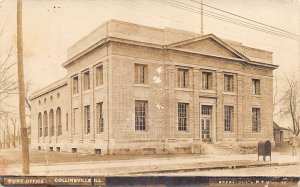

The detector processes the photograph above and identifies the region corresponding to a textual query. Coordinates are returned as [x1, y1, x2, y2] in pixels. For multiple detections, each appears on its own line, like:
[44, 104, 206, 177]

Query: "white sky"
[0, 0, 299, 127]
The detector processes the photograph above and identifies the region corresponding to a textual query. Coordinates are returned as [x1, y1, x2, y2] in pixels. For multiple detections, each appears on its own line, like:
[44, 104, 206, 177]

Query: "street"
[0, 149, 298, 176]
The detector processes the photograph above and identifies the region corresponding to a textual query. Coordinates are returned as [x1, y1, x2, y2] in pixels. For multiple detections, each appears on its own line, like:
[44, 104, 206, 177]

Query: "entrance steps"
[201, 142, 253, 155]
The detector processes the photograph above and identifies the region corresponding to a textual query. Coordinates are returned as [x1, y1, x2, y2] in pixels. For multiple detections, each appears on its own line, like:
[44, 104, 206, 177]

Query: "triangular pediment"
[168, 34, 248, 60]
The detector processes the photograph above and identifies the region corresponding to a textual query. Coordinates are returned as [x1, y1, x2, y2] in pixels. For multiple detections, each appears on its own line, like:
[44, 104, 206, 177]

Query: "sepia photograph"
[0, 0, 299, 186]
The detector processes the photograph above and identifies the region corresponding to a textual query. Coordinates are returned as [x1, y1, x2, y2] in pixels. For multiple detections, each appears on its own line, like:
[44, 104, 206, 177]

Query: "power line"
[188, 0, 299, 37]
[155, 0, 299, 40]
[172, 0, 297, 38]
[160, 0, 298, 40]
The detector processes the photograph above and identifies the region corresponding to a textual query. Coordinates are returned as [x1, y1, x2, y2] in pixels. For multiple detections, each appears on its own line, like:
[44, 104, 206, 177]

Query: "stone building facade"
[30, 20, 278, 155]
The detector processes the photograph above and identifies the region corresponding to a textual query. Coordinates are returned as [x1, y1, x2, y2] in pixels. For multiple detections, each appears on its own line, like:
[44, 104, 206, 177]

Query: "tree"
[281, 74, 300, 137]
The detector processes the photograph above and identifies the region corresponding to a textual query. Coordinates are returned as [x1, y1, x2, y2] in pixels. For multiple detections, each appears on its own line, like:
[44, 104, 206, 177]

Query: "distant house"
[273, 122, 293, 146]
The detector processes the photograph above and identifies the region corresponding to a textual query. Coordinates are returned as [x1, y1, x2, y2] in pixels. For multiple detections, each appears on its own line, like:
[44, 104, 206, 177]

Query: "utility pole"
[201, 0, 204, 34]
[17, 0, 30, 175]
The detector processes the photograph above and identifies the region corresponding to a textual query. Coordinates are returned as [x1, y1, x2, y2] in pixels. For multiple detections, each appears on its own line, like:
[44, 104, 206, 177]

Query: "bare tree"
[281, 74, 300, 137]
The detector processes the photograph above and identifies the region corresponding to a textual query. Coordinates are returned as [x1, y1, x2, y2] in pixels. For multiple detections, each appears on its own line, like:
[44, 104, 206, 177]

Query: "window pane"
[135, 64, 147, 84]
[224, 75, 234, 92]
[96, 66, 103, 86]
[252, 108, 260, 132]
[135, 101, 147, 131]
[178, 103, 188, 131]
[224, 106, 233, 131]
[178, 69, 189, 88]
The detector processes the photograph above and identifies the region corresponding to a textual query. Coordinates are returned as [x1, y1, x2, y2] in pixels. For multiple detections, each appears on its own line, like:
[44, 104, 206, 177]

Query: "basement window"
[94, 149, 101, 156]
[72, 148, 77, 153]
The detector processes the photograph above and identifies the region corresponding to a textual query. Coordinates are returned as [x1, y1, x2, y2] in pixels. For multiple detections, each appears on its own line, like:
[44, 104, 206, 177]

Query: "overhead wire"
[188, 0, 299, 37]
[153, 0, 299, 40]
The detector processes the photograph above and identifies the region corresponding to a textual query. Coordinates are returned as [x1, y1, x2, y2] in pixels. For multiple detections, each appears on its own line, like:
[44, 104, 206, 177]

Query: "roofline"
[167, 33, 250, 61]
[30, 78, 68, 100]
[62, 36, 277, 70]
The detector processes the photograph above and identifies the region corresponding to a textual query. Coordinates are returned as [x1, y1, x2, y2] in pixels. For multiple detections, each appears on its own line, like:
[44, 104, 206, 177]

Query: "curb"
[128, 162, 299, 175]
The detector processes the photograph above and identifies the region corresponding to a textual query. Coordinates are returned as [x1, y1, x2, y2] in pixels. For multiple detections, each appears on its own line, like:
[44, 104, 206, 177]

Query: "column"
[237, 73, 243, 141]
[215, 70, 223, 142]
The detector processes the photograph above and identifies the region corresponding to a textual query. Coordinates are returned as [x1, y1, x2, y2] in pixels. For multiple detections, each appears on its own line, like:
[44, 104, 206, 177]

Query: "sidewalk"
[4, 152, 300, 176]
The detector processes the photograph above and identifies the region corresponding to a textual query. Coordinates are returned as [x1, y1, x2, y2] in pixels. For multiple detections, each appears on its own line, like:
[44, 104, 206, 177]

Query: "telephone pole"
[200, 0, 204, 34]
[17, 0, 30, 175]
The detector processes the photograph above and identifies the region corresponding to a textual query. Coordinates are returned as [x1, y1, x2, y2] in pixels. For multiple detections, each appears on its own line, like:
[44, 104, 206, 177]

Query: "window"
[224, 106, 233, 132]
[38, 113, 42, 137]
[84, 105, 91, 134]
[201, 105, 212, 116]
[135, 64, 148, 84]
[73, 76, 79, 94]
[135, 101, 147, 131]
[96, 102, 104, 133]
[43, 111, 48, 137]
[96, 65, 103, 86]
[49, 109, 54, 136]
[66, 113, 68, 131]
[178, 68, 189, 88]
[83, 71, 90, 90]
[252, 108, 260, 132]
[252, 79, 260, 95]
[56, 107, 62, 136]
[178, 103, 189, 131]
[202, 71, 213, 90]
[224, 74, 234, 92]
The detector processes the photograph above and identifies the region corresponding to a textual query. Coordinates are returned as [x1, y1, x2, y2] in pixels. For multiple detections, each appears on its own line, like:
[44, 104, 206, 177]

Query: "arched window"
[43, 111, 48, 137]
[56, 107, 62, 136]
[38, 113, 42, 137]
[49, 109, 54, 136]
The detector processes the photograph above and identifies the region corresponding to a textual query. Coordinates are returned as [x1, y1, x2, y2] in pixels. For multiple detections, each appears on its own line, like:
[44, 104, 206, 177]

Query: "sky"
[0, 0, 299, 127]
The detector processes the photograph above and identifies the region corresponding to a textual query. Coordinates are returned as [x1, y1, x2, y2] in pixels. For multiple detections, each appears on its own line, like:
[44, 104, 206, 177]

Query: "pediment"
[168, 34, 248, 60]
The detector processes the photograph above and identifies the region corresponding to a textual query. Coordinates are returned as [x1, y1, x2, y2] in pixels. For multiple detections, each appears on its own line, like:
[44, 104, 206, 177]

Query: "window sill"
[222, 92, 236, 96]
[177, 130, 188, 133]
[82, 90, 91, 95]
[95, 85, 104, 90]
[252, 94, 261, 98]
[134, 130, 148, 132]
[134, 84, 149, 88]
[175, 88, 193, 92]
[200, 90, 216, 94]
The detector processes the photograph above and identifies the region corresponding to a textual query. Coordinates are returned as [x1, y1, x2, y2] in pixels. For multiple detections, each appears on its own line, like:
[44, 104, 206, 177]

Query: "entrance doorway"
[201, 105, 212, 142]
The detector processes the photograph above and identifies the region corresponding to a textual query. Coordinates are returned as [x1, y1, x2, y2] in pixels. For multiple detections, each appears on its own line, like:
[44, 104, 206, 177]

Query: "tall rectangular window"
[178, 68, 189, 88]
[83, 71, 90, 90]
[224, 106, 233, 132]
[135, 64, 148, 84]
[252, 108, 260, 132]
[96, 65, 103, 86]
[96, 102, 104, 133]
[224, 74, 234, 92]
[252, 79, 260, 95]
[84, 105, 91, 134]
[135, 101, 147, 131]
[202, 71, 213, 90]
[178, 103, 189, 131]
[72, 76, 79, 94]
